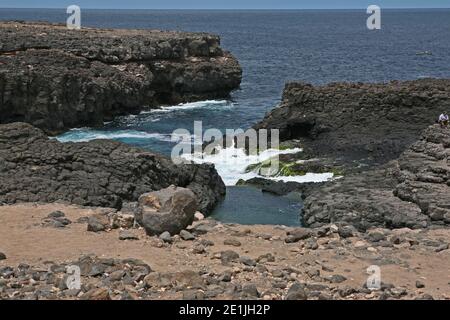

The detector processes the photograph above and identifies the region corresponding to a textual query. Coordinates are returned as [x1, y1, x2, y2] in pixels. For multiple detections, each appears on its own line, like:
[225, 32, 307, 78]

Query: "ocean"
[2, 8, 450, 225]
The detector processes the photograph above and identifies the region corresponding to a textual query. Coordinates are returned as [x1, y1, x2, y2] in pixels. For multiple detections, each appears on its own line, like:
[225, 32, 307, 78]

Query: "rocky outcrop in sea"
[0, 22, 242, 134]
[254, 79, 450, 168]
[252, 79, 450, 230]
[303, 124, 449, 230]
[0, 122, 225, 213]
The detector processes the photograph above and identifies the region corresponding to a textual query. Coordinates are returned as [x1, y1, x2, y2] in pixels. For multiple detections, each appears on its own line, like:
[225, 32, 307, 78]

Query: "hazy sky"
[1, 1, 450, 9]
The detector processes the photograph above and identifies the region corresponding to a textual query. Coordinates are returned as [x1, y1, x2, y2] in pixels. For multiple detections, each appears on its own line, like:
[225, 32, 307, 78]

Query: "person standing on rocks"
[438, 113, 449, 128]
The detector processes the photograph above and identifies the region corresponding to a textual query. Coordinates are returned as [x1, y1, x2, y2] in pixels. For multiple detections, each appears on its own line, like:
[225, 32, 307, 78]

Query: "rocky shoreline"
[255, 79, 450, 169]
[0, 21, 449, 301]
[1, 203, 449, 300]
[251, 79, 450, 231]
[303, 124, 450, 230]
[0, 122, 225, 214]
[0, 22, 242, 134]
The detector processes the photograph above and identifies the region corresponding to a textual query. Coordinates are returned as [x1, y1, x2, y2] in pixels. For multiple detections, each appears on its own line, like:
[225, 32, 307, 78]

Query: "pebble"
[159, 231, 172, 243]
[242, 283, 259, 298]
[119, 230, 139, 241]
[285, 283, 307, 300]
[220, 251, 240, 265]
[223, 239, 242, 247]
[180, 230, 195, 241]
[415, 280, 425, 289]
[239, 256, 256, 267]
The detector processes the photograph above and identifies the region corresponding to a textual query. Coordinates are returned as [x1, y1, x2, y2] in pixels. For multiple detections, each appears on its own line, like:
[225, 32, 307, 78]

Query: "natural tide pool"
[210, 186, 302, 227]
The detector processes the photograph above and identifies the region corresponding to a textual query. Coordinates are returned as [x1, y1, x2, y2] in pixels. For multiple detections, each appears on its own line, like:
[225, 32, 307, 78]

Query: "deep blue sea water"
[2, 9, 450, 225]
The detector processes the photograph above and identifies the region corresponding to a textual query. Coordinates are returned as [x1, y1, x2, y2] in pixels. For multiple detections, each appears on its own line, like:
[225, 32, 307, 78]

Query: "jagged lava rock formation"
[0, 122, 225, 213]
[0, 22, 242, 134]
[303, 125, 450, 230]
[255, 79, 450, 167]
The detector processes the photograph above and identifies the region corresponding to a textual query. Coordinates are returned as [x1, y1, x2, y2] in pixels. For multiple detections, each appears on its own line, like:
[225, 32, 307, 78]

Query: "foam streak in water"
[142, 100, 232, 114]
[181, 146, 334, 186]
[56, 129, 172, 143]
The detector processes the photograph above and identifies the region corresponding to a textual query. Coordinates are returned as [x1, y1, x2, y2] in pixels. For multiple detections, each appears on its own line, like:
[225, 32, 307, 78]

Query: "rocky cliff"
[254, 79, 450, 168]
[253, 79, 450, 230]
[0, 122, 225, 213]
[0, 22, 242, 134]
[303, 124, 450, 230]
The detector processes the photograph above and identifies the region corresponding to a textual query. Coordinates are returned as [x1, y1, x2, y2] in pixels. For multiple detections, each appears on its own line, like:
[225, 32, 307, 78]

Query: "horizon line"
[2, 7, 450, 10]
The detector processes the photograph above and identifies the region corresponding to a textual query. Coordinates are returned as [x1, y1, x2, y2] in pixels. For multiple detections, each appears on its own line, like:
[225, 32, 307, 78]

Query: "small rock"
[285, 228, 313, 243]
[144, 272, 172, 288]
[219, 271, 232, 282]
[194, 212, 205, 221]
[81, 288, 111, 300]
[339, 286, 357, 297]
[285, 282, 307, 300]
[87, 214, 109, 232]
[192, 244, 206, 254]
[239, 256, 256, 267]
[0, 252, 6, 260]
[159, 231, 172, 243]
[415, 280, 425, 289]
[367, 230, 386, 243]
[180, 230, 195, 241]
[328, 274, 347, 284]
[47, 211, 66, 219]
[183, 290, 205, 300]
[118, 230, 139, 241]
[338, 225, 356, 238]
[220, 250, 240, 265]
[257, 253, 275, 263]
[224, 239, 242, 247]
[242, 283, 259, 298]
[198, 239, 214, 247]
[390, 235, 403, 245]
[109, 270, 125, 281]
[255, 264, 268, 273]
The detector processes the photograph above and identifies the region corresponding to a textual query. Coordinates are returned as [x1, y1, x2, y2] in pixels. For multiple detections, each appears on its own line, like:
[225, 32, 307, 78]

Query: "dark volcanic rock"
[254, 80, 450, 168]
[0, 122, 225, 213]
[302, 125, 449, 230]
[0, 22, 242, 134]
[285, 228, 313, 243]
[138, 186, 197, 236]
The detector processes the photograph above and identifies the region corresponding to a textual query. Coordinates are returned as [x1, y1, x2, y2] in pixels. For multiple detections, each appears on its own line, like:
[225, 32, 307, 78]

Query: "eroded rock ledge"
[303, 125, 450, 230]
[0, 22, 242, 134]
[254, 79, 450, 168]
[0, 122, 225, 213]
[252, 79, 450, 230]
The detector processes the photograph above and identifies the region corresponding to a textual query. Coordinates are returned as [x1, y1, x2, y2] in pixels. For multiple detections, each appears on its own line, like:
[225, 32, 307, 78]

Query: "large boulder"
[138, 186, 198, 236]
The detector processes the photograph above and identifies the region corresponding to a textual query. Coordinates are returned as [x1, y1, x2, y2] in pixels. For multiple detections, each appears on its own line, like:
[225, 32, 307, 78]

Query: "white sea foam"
[142, 100, 232, 114]
[56, 129, 172, 143]
[181, 146, 334, 186]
